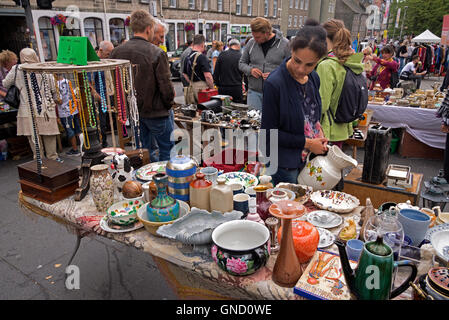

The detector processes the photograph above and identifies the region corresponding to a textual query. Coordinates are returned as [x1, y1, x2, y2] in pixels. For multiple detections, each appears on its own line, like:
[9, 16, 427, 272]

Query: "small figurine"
[111, 154, 133, 192]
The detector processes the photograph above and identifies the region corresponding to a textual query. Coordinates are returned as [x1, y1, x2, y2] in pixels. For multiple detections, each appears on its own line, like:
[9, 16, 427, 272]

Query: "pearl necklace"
[82, 70, 96, 128]
[97, 71, 108, 113]
[41, 72, 55, 112]
[127, 64, 141, 148]
[30, 72, 42, 115]
[23, 70, 42, 173]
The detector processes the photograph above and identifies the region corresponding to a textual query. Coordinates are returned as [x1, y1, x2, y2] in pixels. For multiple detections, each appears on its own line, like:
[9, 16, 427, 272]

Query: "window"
[329, 1, 335, 13]
[205, 23, 212, 42]
[177, 23, 185, 47]
[218, 0, 223, 12]
[166, 23, 175, 51]
[299, 16, 303, 26]
[294, 16, 297, 27]
[169, 0, 176, 7]
[273, 0, 277, 17]
[188, 0, 195, 9]
[203, 0, 208, 10]
[149, 1, 157, 16]
[288, 15, 292, 27]
[236, 0, 241, 15]
[290, 0, 293, 9]
[247, 0, 252, 16]
[264, 0, 268, 16]
[38, 17, 57, 61]
[305, 0, 309, 10]
[295, 0, 298, 9]
[109, 18, 125, 47]
[300, 0, 304, 10]
[221, 23, 227, 43]
[84, 18, 104, 50]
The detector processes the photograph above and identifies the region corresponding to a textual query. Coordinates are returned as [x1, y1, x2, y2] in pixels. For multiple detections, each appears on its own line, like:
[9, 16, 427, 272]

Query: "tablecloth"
[367, 104, 445, 149]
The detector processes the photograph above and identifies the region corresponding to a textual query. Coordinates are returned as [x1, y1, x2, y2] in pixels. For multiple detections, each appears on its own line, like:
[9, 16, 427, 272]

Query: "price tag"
[57, 36, 100, 66]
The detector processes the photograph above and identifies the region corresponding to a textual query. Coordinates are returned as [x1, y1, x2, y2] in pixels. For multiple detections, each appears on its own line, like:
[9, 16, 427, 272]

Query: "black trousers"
[218, 85, 243, 103]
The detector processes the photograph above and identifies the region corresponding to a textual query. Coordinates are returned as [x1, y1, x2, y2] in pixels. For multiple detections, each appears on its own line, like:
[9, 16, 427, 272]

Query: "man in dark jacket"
[213, 39, 244, 103]
[111, 9, 175, 162]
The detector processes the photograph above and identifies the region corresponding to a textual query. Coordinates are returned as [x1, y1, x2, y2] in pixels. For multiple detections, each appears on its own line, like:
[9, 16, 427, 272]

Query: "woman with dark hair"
[261, 19, 329, 185]
[366, 44, 399, 90]
[316, 19, 364, 148]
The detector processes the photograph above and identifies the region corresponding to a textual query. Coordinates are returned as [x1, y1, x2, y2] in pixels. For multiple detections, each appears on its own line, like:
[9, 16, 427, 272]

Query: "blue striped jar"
[166, 155, 197, 202]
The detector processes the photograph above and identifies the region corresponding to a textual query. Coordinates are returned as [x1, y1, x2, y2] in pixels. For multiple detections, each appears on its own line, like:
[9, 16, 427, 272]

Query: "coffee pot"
[335, 236, 417, 300]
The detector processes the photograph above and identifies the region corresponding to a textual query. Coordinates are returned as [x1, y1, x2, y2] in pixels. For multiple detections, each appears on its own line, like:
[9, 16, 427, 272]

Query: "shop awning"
[412, 29, 441, 43]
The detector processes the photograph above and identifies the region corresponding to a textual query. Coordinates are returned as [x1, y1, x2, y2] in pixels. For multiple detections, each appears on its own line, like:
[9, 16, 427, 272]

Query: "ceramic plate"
[266, 188, 296, 201]
[99, 216, 143, 233]
[317, 227, 336, 248]
[306, 210, 343, 229]
[425, 223, 449, 241]
[310, 190, 360, 213]
[134, 161, 168, 181]
[101, 147, 125, 155]
[220, 172, 259, 188]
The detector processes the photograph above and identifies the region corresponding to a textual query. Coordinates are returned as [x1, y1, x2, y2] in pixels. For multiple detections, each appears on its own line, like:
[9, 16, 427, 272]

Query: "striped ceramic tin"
[166, 155, 197, 202]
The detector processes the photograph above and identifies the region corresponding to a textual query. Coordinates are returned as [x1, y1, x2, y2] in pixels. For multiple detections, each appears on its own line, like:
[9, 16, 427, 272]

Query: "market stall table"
[367, 104, 445, 158]
[17, 190, 364, 300]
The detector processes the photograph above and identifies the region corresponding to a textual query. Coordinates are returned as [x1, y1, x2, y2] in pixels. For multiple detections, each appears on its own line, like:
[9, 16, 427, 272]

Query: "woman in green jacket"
[316, 19, 364, 148]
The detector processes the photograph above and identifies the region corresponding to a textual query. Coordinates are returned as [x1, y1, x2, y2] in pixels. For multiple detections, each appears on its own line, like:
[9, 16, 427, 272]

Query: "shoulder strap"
[13, 64, 19, 83]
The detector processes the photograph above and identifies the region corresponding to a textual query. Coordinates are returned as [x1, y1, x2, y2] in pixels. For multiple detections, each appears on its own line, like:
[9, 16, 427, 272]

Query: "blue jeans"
[271, 167, 300, 187]
[60, 114, 81, 139]
[247, 89, 263, 111]
[140, 115, 174, 162]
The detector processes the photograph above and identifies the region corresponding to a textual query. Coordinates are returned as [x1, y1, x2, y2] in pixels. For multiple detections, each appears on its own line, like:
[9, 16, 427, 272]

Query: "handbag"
[4, 64, 20, 108]
[183, 52, 200, 105]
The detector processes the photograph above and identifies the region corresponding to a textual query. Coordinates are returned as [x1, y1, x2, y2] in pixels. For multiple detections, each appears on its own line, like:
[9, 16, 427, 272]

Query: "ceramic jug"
[147, 173, 180, 222]
[298, 145, 357, 190]
[210, 177, 233, 213]
[336, 236, 417, 300]
[90, 164, 115, 213]
[189, 172, 212, 211]
[254, 185, 272, 221]
[166, 155, 197, 202]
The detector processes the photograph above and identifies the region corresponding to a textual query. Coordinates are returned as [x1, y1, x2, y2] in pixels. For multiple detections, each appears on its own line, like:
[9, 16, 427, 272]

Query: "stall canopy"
[412, 29, 441, 43]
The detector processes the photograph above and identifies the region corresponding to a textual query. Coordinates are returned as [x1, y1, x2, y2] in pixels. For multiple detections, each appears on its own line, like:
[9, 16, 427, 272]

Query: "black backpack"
[328, 65, 368, 124]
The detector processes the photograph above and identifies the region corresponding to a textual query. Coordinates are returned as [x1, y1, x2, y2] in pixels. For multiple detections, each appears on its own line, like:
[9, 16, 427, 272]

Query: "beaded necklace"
[115, 66, 127, 125]
[30, 72, 42, 115]
[123, 67, 131, 95]
[97, 71, 108, 113]
[127, 64, 141, 148]
[41, 72, 55, 112]
[73, 70, 90, 150]
[23, 70, 42, 173]
[82, 71, 96, 128]
[68, 79, 78, 114]
[53, 74, 61, 102]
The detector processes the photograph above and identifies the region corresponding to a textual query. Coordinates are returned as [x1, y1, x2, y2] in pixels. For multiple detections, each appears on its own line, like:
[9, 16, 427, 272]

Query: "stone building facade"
[334, 0, 368, 41]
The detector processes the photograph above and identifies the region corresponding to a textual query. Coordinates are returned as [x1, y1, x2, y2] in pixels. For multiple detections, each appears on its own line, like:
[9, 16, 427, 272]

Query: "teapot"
[335, 236, 417, 300]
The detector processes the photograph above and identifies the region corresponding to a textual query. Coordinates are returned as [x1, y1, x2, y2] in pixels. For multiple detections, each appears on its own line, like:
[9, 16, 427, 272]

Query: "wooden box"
[17, 159, 79, 204]
[125, 148, 150, 170]
[399, 130, 444, 160]
[343, 165, 423, 209]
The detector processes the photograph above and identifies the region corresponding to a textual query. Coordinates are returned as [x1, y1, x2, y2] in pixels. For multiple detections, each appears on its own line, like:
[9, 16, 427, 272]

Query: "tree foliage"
[387, 0, 449, 39]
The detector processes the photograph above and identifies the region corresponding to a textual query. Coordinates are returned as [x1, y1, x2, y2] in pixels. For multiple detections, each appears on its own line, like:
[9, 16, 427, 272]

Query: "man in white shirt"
[400, 54, 427, 89]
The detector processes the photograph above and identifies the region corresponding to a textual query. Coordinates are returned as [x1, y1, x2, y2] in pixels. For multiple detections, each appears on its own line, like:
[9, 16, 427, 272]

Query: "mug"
[398, 209, 431, 246]
[245, 186, 257, 198]
[233, 193, 250, 216]
[230, 183, 244, 195]
[378, 202, 397, 215]
[346, 239, 364, 262]
[200, 167, 219, 185]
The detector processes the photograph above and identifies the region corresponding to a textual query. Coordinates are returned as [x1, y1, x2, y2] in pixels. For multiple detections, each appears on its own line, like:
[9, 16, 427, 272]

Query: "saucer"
[307, 210, 343, 229]
[317, 228, 336, 248]
[99, 215, 144, 233]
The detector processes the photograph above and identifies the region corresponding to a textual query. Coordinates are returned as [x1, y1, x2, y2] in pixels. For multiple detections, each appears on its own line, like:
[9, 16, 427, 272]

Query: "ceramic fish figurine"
[339, 219, 357, 242]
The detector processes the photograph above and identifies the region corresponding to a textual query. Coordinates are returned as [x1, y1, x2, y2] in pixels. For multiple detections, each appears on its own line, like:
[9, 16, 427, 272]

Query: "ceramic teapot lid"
[427, 267, 449, 297]
[365, 235, 391, 257]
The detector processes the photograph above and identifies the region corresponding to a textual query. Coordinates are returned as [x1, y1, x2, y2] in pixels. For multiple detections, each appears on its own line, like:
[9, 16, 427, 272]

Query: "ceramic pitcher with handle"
[298, 145, 357, 190]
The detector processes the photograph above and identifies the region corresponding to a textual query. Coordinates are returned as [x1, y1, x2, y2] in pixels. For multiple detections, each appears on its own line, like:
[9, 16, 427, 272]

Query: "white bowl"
[107, 199, 145, 226]
[431, 230, 449, 263]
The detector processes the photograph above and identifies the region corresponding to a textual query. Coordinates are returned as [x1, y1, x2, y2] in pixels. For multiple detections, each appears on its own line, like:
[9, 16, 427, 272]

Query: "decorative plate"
[135, 161, 168, 181]
[306, 210, 343, 229]
[99, 216, 143, 233]
[425, 223, 449, 242]
[267, 188, 296, 201]
[310, 190, 360, 213]
[220, 172, 259, 188]
[317, 227, 336, 248]
[101, 147, 125, 155]
[106, 199, 145, 226]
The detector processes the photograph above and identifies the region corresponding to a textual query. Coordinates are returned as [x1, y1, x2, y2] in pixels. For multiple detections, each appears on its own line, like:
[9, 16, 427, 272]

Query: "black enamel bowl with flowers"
[211, 220, 270, 276]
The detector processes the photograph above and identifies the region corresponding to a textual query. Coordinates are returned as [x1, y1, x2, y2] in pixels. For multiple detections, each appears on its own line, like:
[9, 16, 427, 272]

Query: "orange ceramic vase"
[277, 220, 319, 263]
[189, 172, 212, 211]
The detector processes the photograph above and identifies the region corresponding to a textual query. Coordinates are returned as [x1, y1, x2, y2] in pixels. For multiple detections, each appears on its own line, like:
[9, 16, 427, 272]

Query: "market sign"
[442, 15, 449, 46]
[57, 36, 100, 66]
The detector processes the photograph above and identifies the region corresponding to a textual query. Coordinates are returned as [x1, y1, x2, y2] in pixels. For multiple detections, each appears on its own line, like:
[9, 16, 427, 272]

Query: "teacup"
[398, 209, 431, 246]
[313, 211, 334, 224]
[346, 239, 364, 262]
[230, 183, 244, 195]
[200, 167, 219, 185]
[244, 186, 256, 198]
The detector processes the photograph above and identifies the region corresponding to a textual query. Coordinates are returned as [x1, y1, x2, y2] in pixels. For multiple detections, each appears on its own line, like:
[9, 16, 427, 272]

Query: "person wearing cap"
[213, 38, 244, 103]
